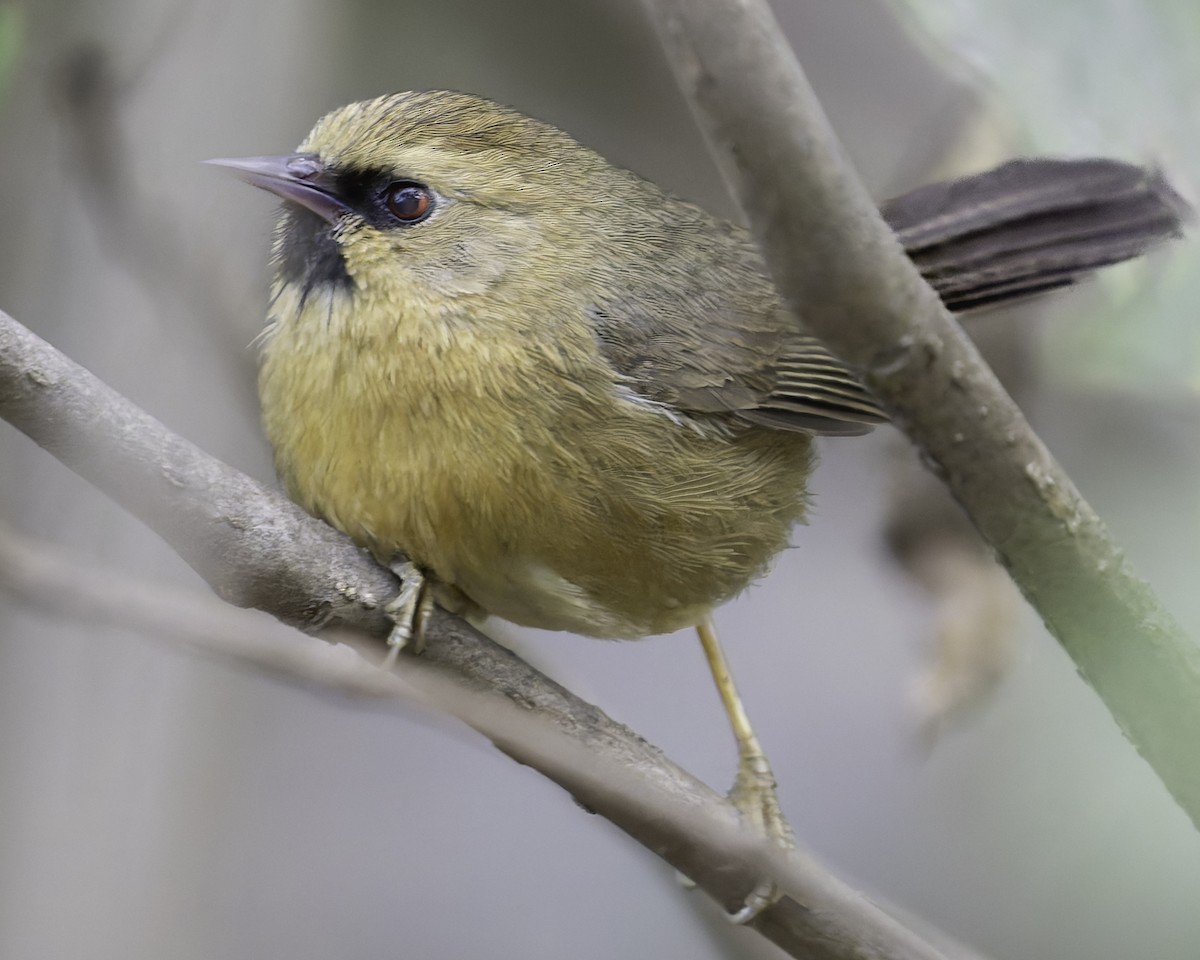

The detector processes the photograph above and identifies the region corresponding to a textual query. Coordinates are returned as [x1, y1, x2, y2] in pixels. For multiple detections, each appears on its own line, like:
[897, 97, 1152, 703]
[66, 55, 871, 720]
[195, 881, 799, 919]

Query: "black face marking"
[275, 167, 439, 305]
[330, 168, 439, 231]
[276, 204, 352, 306]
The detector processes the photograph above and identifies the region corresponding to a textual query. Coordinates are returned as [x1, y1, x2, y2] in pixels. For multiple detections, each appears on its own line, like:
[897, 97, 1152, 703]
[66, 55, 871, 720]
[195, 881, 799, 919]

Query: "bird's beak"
[204, 153, 350, 224]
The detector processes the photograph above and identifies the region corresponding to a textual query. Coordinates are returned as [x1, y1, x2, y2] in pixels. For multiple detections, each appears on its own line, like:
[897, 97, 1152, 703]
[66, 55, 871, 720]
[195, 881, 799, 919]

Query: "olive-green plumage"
[229, 90, 1184, 640]
[257, 92, 843, 638]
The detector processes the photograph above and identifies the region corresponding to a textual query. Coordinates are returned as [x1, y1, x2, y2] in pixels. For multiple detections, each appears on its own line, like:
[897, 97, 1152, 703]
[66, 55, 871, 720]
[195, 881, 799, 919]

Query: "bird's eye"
[383, 181, 434, 224]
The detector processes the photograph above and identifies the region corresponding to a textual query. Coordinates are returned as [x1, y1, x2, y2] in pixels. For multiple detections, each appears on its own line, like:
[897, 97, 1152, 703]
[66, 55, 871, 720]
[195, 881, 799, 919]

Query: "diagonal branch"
[639, 0, 1200, 828]
[0, 307, 971, 960]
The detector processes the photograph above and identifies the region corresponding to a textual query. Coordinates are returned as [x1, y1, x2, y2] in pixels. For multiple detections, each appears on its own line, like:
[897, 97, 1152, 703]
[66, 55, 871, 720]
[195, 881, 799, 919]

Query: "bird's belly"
[260, 317, 813, 639]
[273, 423, 689, 636]
[448, 555, 716, 639]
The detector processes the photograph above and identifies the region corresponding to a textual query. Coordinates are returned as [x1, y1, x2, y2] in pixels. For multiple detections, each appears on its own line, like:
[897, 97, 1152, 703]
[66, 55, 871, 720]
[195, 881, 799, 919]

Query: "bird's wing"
[736, 333, 890, 435]
[588, 156, 1187, 437]
[587, 216, 887, 437]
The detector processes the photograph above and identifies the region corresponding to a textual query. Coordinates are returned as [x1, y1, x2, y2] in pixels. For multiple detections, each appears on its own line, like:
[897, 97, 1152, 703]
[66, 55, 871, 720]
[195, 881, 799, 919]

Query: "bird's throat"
[275, 203, 353, 306]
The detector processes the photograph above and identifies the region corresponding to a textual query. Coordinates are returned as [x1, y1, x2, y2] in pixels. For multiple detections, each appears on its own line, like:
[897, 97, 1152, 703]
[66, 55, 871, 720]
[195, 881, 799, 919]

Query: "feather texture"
[248, 91, 1188, 638]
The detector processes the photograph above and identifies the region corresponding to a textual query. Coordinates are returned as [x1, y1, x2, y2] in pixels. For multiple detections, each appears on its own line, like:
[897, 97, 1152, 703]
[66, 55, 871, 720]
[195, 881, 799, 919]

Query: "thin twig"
[639, 0, 1200, 828]
[0, 519, 404, 699]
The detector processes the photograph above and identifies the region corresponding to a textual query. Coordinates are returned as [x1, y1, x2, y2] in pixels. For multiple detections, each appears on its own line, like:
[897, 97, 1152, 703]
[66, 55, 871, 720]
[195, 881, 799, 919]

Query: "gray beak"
[205, 153, 350, 224]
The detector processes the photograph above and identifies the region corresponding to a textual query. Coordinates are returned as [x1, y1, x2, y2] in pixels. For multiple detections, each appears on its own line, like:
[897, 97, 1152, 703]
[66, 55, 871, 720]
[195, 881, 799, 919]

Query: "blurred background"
[0, 1, 1197, 958]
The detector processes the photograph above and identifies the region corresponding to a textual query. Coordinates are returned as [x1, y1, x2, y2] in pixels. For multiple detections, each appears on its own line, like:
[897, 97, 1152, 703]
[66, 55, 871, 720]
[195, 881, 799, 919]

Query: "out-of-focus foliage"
[895, 0, 1200, 393]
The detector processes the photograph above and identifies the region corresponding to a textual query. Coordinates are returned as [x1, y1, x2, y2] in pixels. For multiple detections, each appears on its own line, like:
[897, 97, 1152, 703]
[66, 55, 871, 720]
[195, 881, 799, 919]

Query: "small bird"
[211, 91, 1186, 915]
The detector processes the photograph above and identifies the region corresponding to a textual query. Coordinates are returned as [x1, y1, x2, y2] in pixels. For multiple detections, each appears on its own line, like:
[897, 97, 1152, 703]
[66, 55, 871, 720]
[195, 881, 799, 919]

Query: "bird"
[209, 89, 1187, 918]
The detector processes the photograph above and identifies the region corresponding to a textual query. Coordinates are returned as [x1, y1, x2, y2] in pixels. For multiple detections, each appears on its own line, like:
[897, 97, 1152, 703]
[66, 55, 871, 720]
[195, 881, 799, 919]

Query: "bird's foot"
[725, 749, 793, 923]
[382, 561, 432, 668]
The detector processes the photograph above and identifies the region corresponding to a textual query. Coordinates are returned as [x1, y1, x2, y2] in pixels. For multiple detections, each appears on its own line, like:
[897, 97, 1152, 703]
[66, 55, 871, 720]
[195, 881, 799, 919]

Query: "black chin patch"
[276, 203, 353, 306]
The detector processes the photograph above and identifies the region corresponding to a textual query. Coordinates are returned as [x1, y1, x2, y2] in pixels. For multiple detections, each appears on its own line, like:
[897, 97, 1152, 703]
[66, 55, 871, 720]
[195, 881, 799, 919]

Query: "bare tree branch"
[639, 0, 1200, 828]
[0, 519, 404, 698]
[0, 308, 971, 960]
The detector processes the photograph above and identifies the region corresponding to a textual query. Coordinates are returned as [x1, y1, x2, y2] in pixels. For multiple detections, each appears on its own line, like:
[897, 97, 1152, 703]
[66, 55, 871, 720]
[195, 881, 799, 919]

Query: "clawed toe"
[382, 562, 431, 667]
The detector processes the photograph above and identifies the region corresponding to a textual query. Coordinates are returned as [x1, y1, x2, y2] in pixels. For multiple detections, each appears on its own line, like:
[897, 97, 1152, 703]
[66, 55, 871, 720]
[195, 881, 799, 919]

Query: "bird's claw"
[724, 750, 792, 923]
[382, 562, 430, 668]
[728, 878, 780, 925]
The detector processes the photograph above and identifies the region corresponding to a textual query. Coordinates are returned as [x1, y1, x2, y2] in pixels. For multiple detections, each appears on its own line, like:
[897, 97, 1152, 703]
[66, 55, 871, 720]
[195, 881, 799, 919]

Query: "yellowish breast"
[259, 280, 813, 638]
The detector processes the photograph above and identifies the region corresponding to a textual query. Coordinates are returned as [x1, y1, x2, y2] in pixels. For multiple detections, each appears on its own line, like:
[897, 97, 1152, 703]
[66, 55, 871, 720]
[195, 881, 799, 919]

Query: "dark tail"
[882, 158, 1191, 312]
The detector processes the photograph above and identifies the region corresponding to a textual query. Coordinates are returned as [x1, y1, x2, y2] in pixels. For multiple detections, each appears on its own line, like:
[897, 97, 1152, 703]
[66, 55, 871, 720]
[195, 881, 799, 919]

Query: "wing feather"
[586, 157, 1185, 436]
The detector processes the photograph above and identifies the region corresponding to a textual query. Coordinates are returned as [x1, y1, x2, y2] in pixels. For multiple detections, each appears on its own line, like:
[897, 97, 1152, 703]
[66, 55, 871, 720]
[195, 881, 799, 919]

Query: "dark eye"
[384, 181, 434, 224]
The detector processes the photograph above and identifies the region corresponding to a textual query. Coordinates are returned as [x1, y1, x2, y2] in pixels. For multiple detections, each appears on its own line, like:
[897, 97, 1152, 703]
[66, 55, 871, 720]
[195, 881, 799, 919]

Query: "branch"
[0, 308, 974, 960]
[639, 0, 1200, 827]
[0, 519, 405, 699]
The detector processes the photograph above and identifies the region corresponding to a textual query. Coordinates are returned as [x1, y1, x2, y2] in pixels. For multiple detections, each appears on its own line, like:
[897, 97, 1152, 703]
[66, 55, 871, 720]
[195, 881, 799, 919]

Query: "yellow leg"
[697, 616, 793, 921]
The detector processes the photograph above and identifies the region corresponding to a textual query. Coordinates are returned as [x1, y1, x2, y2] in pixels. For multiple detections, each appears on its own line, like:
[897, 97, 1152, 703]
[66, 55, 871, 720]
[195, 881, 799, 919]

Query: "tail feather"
[882, 158, 1191, 312]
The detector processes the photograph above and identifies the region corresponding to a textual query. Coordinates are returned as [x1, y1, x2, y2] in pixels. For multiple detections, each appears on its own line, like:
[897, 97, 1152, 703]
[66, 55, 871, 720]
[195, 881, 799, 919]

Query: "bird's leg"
[382, 561, 433, 668]
[696, 616, 793, 922]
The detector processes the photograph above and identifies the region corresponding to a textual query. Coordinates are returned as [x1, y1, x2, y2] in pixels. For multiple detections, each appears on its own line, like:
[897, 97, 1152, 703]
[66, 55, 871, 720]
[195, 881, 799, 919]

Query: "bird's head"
[209, 90, 630, 304]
